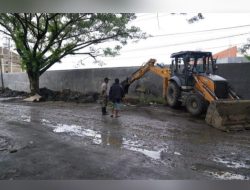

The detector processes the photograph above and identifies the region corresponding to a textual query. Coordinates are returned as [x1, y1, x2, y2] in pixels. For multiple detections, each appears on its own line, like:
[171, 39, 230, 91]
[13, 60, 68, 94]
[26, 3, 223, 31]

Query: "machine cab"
[170, 51, 216, 89]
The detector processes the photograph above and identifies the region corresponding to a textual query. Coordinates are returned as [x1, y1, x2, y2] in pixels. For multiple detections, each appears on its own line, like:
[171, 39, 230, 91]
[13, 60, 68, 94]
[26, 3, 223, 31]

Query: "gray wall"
[216, 57, 249, 64]
[1, 63, 250, 98]
[1, 67, 163, 96]
[216, 63, 250, 99]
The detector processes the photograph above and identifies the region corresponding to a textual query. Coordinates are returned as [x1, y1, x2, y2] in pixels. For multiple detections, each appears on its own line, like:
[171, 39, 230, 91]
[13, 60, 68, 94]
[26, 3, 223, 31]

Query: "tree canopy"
[0, 13, 146, 94]
[239, 38, 250, 60]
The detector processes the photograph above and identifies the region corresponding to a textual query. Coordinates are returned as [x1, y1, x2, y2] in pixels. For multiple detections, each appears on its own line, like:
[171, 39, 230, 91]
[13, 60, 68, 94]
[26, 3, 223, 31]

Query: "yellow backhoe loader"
[121, 51, 250, 131]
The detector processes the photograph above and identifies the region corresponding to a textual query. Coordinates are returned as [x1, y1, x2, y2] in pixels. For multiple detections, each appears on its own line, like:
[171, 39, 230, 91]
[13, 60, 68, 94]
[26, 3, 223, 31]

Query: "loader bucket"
[205, 100, 250, 131]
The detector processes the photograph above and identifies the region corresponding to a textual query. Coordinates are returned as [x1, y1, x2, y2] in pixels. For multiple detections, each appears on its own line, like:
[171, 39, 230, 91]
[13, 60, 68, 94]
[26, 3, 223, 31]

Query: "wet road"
[0, 97, 250, 179]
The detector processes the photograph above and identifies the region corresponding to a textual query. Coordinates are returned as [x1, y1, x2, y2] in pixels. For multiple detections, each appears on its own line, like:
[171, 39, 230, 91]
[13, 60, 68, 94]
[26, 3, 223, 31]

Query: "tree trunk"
[27, 71, 40, 95]
[0, 57, 4, 91]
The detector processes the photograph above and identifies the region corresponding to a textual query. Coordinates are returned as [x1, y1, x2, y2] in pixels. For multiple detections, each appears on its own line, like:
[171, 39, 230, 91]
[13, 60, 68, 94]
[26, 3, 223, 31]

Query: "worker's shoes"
[102, 107, 108, 115]
[110, 115, 120, 118]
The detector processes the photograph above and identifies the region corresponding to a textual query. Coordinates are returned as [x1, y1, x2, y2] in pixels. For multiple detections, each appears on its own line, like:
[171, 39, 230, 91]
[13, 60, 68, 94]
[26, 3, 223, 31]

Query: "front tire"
[186, 94, 205, 116]
[167, 82, 181, 108]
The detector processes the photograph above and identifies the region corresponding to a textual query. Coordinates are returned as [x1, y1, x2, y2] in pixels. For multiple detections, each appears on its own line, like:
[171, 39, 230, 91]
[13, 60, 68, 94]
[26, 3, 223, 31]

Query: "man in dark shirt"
[109, 78, 124, 118]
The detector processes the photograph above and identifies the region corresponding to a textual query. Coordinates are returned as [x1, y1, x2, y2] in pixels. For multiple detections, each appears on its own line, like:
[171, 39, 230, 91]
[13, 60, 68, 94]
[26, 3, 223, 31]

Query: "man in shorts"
[109, 78, 124, 118]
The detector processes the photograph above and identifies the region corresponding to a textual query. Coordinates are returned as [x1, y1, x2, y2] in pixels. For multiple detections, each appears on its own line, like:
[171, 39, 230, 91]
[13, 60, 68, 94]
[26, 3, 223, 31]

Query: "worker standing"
[109, 78, 124, 118]
[100, 77, 110, 115]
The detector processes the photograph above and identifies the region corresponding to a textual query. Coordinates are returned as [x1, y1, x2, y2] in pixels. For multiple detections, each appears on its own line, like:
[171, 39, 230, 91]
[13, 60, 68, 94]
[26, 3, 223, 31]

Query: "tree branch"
[39, 51, 69, 75]
[33, 14, 50, 58]
[0, 29, 11, 36]
[70, 33, 121, 52]
[13, 14, 31, 52]
[0, 15, 14, 36]
[72, 52, 100, 59]
[40, 14, 88, 57]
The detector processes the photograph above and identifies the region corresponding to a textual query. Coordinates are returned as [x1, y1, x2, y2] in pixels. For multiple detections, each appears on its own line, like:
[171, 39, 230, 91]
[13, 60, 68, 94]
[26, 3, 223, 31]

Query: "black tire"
[167, 82, 181, 108]
[186, 94, 204, 116]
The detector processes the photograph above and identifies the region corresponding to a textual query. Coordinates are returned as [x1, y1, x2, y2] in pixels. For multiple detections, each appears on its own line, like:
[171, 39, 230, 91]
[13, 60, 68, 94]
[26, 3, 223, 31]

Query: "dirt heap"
[0, 87, 99, 103]
[39, 88, 99, 103]
[0, 88, 29, 98]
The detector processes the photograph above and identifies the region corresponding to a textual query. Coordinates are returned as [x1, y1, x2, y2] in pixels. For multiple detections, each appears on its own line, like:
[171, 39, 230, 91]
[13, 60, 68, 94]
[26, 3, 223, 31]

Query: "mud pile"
[0, 87, 99, 103]
[0, 88, 28, 97]
[39, 88, 99, 103]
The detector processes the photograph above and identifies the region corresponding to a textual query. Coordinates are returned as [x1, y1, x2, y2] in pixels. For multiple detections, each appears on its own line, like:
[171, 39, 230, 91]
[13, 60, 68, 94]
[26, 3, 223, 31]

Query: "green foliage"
[239, 38, 250, 60]
[245, 55, 250, 60]
[0, 13, 146, 77]
[0, 13, 146, 94]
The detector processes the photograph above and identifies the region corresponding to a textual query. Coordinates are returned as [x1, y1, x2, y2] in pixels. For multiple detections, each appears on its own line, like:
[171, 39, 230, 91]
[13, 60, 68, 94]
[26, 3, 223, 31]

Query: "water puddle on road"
[123, 138, 167, 160]
[205, 171, 249, 180]
[213, 157, 250, 169]
[0, 97, 23, 101]
[54, 124, 102, 144]
[123, 145, 163, 160]
[21, 115, 31, 122]
[41, 119, 167, 161]
[41, 119, 102, 144]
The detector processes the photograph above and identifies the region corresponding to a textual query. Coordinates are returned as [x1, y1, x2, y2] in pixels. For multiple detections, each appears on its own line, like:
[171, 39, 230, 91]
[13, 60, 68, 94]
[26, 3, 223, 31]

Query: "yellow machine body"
[122, 56, 250, 131]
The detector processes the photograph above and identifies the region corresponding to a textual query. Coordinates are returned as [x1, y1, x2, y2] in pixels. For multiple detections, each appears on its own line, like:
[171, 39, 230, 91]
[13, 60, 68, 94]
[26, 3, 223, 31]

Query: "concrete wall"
[216, 63, 250, 99]
[1, 63, 250, 99]
[1, 71, 30, 92]
[216, 57, 249, 64]
[1, 67, 163, 96]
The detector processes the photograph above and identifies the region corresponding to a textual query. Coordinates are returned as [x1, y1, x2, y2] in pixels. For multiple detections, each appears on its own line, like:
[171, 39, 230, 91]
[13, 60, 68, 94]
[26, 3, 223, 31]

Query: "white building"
[0, 47, 23, 73]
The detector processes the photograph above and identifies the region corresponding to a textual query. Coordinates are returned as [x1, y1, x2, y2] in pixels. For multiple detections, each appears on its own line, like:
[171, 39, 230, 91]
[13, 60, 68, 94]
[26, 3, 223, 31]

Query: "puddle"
[21, 115, 31, 122]
[123, 145, 164, 160]
[123, 139, 167, 160]
[174, 152, 181, 156]
[0, 97, 23, 101]
[206, 171, 249, 180]
[51, 123, 102, 145]
[41, 119, 167, 161]
[42, 119, 104, 145]
[213, 157, 250, 169]
[41, 119, 51, 124]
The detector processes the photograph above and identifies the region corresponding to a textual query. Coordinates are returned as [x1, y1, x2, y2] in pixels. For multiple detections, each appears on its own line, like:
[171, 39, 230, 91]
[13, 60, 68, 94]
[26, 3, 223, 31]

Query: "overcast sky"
[49, 13, 250, 70]
[1, 13, 250, 70]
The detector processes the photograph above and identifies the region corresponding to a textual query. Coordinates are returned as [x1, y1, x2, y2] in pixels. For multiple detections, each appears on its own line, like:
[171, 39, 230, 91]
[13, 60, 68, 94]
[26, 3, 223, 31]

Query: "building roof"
[213, 46, 237, 59]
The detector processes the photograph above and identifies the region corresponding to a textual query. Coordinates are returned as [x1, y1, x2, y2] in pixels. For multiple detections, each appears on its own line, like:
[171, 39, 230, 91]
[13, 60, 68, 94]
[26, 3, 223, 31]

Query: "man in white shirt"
[100, 77, 110, 115]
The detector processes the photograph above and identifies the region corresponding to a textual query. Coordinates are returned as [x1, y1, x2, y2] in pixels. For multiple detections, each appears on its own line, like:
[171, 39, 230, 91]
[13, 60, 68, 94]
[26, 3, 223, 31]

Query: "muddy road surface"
[0, 97, 250, 179]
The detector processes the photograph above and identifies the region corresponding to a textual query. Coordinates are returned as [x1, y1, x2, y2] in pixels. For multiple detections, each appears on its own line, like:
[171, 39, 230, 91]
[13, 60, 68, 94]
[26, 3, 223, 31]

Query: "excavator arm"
[128, 59, 156, 83]
[121, 59, 171, 97]
[121, 59, 156, 94]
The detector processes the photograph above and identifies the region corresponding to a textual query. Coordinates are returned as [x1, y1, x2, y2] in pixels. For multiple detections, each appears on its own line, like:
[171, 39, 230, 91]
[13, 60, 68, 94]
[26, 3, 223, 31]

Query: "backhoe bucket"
[205, 100, 250, 131]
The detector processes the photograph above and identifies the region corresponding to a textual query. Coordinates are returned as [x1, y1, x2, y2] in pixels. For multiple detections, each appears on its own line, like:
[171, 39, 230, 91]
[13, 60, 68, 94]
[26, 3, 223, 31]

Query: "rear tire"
[167, 82, 181, 108]
[186, 94, 204, 116]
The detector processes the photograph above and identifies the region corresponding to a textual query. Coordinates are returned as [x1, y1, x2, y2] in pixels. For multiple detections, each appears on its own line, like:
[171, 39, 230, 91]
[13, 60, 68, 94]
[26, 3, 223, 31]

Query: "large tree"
[0, 13, 145, 94]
